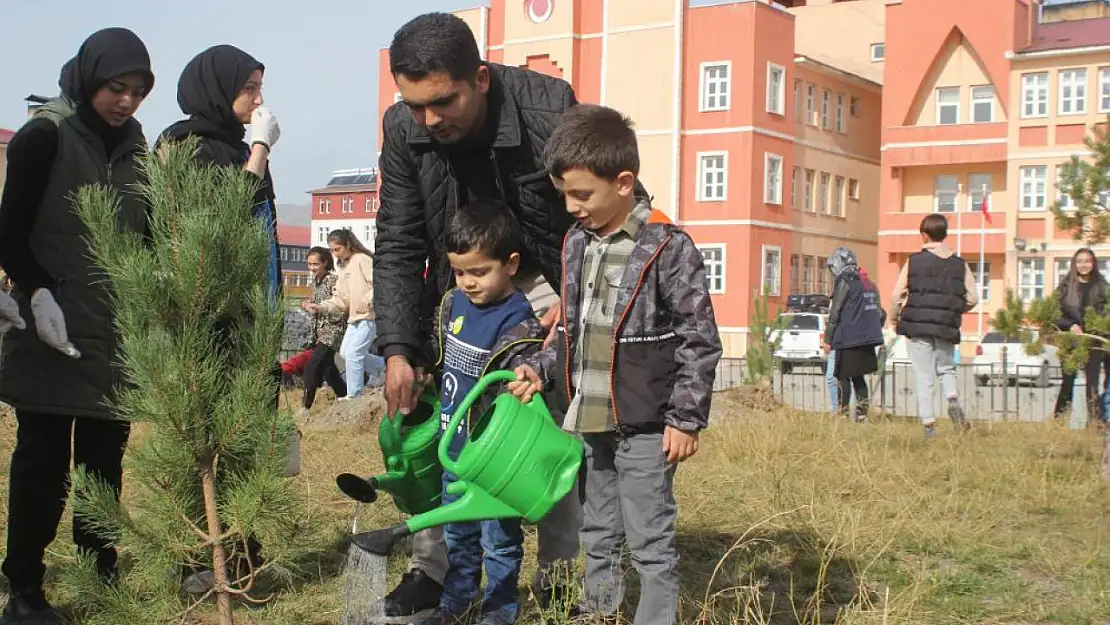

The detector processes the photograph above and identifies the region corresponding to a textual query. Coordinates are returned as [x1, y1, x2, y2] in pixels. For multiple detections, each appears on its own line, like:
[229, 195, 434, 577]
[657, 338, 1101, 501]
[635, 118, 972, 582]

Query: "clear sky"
[0, 0, 477, 215]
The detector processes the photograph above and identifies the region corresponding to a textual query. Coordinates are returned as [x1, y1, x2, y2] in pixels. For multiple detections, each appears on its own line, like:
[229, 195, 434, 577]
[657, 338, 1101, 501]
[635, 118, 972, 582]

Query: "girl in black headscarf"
[0, 27, 153, 624]
[159, 44, 283, 302]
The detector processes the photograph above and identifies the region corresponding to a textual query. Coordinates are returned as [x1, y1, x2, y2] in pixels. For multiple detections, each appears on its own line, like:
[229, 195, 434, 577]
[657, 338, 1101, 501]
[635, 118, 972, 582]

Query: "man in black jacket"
[374, 12, 590, 619]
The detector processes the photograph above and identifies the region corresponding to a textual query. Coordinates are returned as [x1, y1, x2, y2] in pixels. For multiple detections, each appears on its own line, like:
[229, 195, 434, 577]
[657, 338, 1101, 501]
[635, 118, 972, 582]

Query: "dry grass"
[2, 388, 1110, 624]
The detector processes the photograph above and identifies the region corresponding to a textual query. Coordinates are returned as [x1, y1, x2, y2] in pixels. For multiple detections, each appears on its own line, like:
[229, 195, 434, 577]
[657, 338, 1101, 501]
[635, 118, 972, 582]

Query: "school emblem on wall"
[525, 0, 554, 24]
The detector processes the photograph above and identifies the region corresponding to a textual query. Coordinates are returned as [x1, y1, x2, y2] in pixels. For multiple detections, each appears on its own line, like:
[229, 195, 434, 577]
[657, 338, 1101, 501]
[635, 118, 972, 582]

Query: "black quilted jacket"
[374, 63, 578, 365]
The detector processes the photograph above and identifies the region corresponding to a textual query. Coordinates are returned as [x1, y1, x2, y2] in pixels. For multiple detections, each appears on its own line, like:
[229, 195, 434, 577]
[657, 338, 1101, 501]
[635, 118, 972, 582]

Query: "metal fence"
[715, 358, 1070, 422]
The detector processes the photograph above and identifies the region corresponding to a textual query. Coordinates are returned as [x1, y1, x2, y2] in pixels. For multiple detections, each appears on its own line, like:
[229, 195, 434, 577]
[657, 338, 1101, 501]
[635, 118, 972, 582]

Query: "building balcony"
[882, 123, 1008, 167]
[878, 210, 1007, 255]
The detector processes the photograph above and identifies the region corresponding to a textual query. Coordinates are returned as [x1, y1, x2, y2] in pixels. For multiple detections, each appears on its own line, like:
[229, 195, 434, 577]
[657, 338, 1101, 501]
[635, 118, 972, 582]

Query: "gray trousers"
[581, 432, 679, 625]
[408, 272, 582, 589]
[906, 337, 959, 425]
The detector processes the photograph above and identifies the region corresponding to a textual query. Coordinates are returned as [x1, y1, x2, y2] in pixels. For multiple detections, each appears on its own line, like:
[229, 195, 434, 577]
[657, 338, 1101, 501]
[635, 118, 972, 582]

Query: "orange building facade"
[376, 0, 887, 356]
[877, 0, 1110, 353]
[308, 168, 381, 251]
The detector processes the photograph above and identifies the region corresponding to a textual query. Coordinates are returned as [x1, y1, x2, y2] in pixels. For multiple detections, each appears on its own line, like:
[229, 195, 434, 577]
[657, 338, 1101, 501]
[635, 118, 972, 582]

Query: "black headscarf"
[59, 27, 154, 103]
[175, 45, 264, 143]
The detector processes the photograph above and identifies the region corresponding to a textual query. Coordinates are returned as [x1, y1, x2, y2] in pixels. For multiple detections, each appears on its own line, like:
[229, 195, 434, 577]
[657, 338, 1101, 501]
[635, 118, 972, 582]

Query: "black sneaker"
[1, 587, 66, 625]
[383, 569, 442, 618]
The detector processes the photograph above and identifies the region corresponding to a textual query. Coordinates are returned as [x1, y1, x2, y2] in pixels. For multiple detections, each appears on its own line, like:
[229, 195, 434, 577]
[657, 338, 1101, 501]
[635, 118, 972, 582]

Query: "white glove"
[249, 106, 281, 151]
[30, 289, 80, 359]
[0, 291, 25, 334]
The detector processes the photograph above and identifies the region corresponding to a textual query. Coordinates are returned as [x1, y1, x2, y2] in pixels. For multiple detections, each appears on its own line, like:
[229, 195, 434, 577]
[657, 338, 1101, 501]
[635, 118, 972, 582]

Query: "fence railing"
[715, 357, 1070, 423]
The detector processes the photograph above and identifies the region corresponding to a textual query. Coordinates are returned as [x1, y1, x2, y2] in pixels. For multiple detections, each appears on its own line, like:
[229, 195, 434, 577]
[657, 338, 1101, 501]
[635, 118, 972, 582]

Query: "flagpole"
[956, 183, 963, 258]
[978, 185, 987, 341]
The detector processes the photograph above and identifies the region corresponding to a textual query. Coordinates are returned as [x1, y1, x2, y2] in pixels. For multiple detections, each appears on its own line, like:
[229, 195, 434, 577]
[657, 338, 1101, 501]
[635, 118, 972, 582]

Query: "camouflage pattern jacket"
[531, 211, 722, 434]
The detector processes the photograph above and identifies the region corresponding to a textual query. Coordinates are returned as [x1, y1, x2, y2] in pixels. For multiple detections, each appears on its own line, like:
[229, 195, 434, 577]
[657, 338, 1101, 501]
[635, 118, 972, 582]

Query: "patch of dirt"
[298, 390, 387, 431]
[713, 384, 781, 417]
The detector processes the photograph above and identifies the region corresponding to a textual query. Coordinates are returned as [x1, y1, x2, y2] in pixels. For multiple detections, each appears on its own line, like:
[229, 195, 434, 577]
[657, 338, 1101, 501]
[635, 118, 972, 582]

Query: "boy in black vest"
[890, 214, 979, 437]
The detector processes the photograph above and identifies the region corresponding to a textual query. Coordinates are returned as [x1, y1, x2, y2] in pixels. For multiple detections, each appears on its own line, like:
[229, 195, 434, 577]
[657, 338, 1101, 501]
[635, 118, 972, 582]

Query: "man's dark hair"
[919, 213, 949, 242]
[545, 104, 639, 180]
[389, 13, 482, 83]
[445, 198, 521, 263]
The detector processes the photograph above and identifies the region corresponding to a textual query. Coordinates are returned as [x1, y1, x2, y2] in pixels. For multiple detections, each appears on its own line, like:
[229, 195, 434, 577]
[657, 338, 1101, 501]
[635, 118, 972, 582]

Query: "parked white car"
[972, 330, 1060, 387]
[771, 312, 827, 374]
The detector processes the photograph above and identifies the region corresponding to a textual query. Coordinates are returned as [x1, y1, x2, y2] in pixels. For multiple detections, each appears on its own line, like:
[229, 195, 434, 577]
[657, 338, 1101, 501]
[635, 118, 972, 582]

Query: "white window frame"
[699, 245, 726, 294]
[1058, 68, 1087, 115]
[318, 199, 326, 214]
[325, 198, 332, 213]
[1055, 258, 1071, 289]
[835, 93, 845, 133]
[802, 256, 815, 292]
[791, 166, 801, 210]
[971, 85, 994, 123]
[968, 173, 991, 212]
[1022, 72, 1049, 118]
[821, 90, 830, 129]
[699, 61, 731, 112]
[790, 254, 800, 294]
[806, 84, 816, 125]
[317, 226, 328, 244]
[833, 175, 845, 217]
[794, 79, 803, 122]
[696, 151, 729, 202]
[804, 169, 815, 212]
[870, 42, 885, 62]
[819, 172, 830, 214]
[761, 245, 782, 297]
[1056, 164, 1076, 211]
[934, 174, 958, 213]
[936, 87, 960, 125]
[848, 178, 860, 201]
[1018, 258, 1045, 302]
[1020, 165, 1047, 211]
[850, 96, 860, 117]
[968, 261, 991, 302]
[1100, 67, 1110, 113]
[766, 63, 786, 115]
[764, 153, 784, 204]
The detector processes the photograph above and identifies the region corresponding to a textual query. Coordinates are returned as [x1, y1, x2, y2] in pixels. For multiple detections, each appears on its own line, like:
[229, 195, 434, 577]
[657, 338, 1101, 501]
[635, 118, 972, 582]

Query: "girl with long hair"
[304, 229, 384, 400]
[1052, 247, 1109, 421]
[301, 247, 348, 411]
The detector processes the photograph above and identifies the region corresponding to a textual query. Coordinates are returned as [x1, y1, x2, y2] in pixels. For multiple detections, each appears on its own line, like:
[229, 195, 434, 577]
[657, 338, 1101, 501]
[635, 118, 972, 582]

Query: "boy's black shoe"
[1, 587, 66, 625]
[383, 569, 442, 618]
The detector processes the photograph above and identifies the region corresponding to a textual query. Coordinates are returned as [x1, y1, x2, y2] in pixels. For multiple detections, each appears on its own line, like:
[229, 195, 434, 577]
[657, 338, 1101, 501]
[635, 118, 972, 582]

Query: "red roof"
[1022, 17, 1110, 52]
[277, 224, 311, 246]
[0, 129, 15, 145]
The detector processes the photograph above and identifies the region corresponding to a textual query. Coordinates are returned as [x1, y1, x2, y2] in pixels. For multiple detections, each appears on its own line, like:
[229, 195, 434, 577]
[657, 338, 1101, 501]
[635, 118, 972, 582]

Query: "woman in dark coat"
[1052, 247, 1109, 422]
[0, 28, 154, 624]
[824, 247, 886, 421]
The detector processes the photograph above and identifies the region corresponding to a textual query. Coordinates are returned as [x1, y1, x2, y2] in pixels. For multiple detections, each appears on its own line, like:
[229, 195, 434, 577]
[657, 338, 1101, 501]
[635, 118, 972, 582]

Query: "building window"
[934, 175, 958, 213]
[1056, 165, 1076, 211]
[761, 246, 782, 297]
[848, 178, 860, 200]
[1020, 165, 1047, 211]
[821, 90, 830, 129]
[791, 166, 801, 210]
[700, 62, 731, 112]
[819, 172, 830, 214]
[1059, 68, 1087, 115]
[696, 152, 728, 201]
[1055, 258, 1071, 288]
[345, 195, 355, 213]
[816, 256, 829, 294]
[700, 246, 725, 294]
[790, 254, 800, 293]
[325, 198, 332, 214]
[971, 85, 994, 123]
[1018, 258, 1045, 302]
[833, 175, 845, 217]
[968, 261, 991, 302]
[764, 153, 784, 204]
[804, 169, 815, 212]
[1100, 67, 1110, 113]
[802, 256, 814, 292]
[936, 87, 960, 125]
[317, 226, 328, 244]
[318, 199, 326, 214]
[835, 93, 845, 133]
[1022, 72, 1049, 118]
[794, 79, 803, 123]
[968, 173, 991, 212]
[766, 63, 786, 115]
[365, 197, 373, 212]
[806, 84, 816, 125]
[870, 42, 885, 62]
[850, 96, 860, 117]
[280, 247, 289, 262]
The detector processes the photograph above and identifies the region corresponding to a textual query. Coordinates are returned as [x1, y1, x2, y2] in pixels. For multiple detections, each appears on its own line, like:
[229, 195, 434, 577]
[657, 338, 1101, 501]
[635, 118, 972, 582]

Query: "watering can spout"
[351, 523, 411, 556]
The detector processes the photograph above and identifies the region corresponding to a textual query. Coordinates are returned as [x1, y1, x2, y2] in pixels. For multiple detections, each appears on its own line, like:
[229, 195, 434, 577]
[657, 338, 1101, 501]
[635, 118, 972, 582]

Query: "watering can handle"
[438, 370, 519, 472]
[381, 386, 438, 457]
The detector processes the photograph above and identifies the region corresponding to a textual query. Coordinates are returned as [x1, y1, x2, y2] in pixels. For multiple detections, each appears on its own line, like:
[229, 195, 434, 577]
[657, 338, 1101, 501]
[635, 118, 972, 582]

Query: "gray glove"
[249, 105, 281, 150]
[30, 289, 80, 358]
[0, 291, 25, 334]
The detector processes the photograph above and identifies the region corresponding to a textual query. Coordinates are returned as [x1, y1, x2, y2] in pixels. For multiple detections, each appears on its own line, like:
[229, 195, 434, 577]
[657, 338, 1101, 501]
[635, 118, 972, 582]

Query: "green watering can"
[348, 370, 583, 556]
[335, 388, 443, 515]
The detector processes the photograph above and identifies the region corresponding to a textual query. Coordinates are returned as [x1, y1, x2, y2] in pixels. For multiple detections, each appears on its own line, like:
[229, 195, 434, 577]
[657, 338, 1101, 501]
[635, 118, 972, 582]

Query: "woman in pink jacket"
[303, 229, 384, 400]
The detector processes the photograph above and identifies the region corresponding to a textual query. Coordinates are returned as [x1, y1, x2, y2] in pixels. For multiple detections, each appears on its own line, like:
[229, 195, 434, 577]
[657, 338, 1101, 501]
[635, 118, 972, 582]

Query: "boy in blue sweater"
[419, 199, 548, 625]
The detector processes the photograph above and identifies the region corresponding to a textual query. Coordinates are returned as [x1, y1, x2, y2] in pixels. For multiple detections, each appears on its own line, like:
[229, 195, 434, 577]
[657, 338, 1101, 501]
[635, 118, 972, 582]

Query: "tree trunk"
[1102, 427, 1110, 482]
[201, 460, 235, 625]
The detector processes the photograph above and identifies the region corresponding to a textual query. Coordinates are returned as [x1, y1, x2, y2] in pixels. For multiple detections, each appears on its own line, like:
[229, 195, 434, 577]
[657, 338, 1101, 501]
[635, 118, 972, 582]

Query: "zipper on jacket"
[489, 151, 507, 201]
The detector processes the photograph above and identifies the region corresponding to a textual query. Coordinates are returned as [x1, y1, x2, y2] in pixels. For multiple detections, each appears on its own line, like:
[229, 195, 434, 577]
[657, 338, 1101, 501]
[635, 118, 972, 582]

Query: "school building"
[877, 0, 1110, 353]
[308, 168, 381, 250]
[375, 0, 887, 356]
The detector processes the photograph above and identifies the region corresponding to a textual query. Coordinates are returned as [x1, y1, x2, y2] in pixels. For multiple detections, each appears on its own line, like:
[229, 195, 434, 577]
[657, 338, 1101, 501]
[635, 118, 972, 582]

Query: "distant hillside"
[277, 203, 311, 226]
